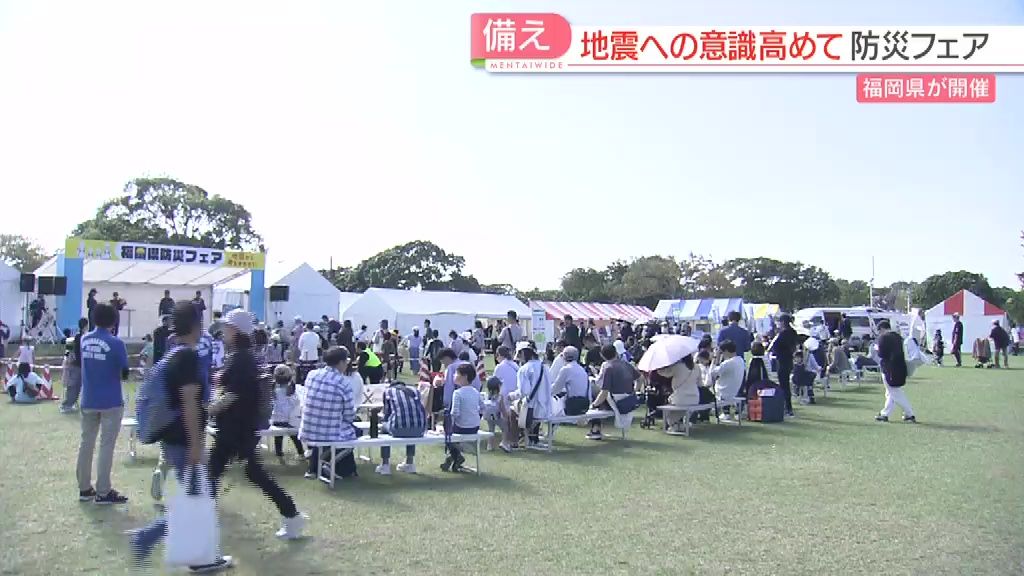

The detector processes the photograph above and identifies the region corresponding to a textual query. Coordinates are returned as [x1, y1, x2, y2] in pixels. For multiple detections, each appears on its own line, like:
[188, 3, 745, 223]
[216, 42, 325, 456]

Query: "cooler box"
[748, 389, 785, 423]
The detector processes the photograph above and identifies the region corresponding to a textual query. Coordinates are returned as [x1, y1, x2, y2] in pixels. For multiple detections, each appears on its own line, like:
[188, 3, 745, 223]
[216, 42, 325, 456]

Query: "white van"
[793, 307, 877, 351]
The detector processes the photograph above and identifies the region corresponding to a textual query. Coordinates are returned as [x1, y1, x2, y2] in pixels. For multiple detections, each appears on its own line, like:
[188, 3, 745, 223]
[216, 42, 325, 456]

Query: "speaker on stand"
[18, 273, 35, 340]
[269, 285, 289, 325]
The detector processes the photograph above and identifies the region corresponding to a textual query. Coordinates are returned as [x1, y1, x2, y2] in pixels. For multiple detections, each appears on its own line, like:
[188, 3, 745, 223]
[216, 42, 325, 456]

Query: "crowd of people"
[4, 291, 1022, 572]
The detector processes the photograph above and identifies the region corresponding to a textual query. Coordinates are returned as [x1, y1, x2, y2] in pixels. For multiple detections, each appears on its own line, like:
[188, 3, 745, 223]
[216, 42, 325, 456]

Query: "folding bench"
[307, 430, 495, 488]
[657, 397, 744, 437]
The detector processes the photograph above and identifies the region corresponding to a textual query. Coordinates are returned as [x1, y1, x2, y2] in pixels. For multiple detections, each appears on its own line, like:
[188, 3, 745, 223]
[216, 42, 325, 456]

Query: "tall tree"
[992, 287, 1024, 324]
[722, 257, 839, 311]
[835, 279, 871, 307]
[322, 240, 467, 292]
[678, 253, 735, 298]
[561, 268, 611, 302]
[72, 177, 263, 250]
[614, 256, 681, 309]
[914, 271, 995, 310]
[518, 288, 566, 302]
[0, 234, 49, 272]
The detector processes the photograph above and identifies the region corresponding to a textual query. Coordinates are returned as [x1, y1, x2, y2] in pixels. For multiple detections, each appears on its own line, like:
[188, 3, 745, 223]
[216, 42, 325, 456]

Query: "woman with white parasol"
[639, 335, 705, 433]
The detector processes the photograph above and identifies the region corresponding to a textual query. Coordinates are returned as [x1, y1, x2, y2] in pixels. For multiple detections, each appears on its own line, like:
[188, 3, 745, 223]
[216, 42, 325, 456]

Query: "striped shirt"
[298, 366, 358, 443]
[383, 383, 426, 432]
[451, 385, 482, 429]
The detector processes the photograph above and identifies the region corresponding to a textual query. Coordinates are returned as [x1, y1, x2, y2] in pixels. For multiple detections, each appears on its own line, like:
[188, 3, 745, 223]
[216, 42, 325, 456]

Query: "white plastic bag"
[166, 466, 219, 567]
[550, 396, 566, 418]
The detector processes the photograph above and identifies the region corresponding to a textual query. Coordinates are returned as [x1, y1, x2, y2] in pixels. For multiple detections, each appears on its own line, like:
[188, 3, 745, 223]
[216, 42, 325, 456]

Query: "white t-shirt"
[298, 331, 321, 362]
[710, 356, 745, 400]
[18, 345, 34, 365]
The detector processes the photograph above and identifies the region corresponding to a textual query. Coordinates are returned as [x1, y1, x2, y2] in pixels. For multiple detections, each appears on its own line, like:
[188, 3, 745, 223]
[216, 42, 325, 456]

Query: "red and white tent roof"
[926, 289, 1005, 318]
[530, 301, 655, 323]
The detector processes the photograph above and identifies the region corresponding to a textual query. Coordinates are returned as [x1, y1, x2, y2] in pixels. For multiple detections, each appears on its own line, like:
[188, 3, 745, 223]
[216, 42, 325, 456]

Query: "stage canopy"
[653, 298, 746, 322]
[529, 300, 655, 323]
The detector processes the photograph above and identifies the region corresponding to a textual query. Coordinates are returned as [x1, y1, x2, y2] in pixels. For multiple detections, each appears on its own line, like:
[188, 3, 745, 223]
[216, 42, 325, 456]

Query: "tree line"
[1, 176, 1021, 322]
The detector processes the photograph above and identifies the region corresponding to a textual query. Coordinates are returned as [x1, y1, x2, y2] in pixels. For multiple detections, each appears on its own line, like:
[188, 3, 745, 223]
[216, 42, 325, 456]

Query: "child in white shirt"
[270, 365, 304, 458]
[482, 377, 511, 452]
[444, 363, 482, 472]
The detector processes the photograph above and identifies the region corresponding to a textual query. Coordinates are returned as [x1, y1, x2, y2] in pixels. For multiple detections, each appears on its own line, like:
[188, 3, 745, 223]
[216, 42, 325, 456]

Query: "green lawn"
[1, 364, 1023, 575]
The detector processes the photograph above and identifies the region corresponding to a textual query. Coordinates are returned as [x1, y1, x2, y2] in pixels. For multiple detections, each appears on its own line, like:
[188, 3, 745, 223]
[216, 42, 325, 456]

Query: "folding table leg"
[475, 439, 481, 475]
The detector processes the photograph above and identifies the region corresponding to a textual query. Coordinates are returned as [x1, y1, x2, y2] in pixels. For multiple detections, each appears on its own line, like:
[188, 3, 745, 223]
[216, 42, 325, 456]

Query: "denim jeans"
[131, 444, 186, 557]
[379, 423, 422, 463]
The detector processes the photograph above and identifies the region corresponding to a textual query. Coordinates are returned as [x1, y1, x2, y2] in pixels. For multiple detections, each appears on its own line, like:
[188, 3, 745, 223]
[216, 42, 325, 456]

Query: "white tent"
[0, 261, 22, 334]
[35, 255, 246, 339]
[214, 262, 350, 326]
[925, 289, 1008, 354]
[343, 287, 530, 337]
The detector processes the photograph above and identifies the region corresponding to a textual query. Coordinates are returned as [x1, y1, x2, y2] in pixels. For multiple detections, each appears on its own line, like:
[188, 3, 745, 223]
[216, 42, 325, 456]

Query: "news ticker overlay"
[469, 14, 1024, 74]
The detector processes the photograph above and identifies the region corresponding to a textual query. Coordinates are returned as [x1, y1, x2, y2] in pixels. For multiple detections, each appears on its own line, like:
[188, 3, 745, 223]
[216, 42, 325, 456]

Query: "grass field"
[1, 364, 1022, 575]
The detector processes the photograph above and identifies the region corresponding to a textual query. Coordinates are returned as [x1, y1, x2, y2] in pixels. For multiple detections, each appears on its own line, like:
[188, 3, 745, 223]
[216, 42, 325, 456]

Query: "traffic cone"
[38, 365, 59, 400]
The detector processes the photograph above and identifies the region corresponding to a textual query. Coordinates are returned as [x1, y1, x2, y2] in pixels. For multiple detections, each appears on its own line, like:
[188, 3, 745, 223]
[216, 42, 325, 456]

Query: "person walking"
[60, 317, 89, 414]
[874, 320, 916, 423]
[76, 303, 130, 504]
[129, 301, 234, 572]
[770, 313, 798, 418]
[950, 313, 964, 367]
[206, 309, 307, 540]
[990, 320, 1011, 369]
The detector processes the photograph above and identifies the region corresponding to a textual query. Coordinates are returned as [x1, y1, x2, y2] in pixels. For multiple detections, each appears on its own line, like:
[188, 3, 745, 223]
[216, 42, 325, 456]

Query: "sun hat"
[225, 309, 254, 335]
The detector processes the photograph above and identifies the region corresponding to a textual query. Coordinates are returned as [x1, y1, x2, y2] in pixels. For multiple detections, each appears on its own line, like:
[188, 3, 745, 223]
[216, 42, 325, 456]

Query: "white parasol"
[637, 335, 700, 372]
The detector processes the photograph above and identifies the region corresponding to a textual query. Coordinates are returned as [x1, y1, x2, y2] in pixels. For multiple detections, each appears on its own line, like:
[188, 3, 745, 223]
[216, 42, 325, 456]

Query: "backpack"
[136, 346, 184, 444]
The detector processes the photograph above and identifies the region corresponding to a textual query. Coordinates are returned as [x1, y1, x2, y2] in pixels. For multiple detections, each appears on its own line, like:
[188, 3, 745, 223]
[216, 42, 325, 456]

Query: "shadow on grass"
[915, 421, 1002, 434]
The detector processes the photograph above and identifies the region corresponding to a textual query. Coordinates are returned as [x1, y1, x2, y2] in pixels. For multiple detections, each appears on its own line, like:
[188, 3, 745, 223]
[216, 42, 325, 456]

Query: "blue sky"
[0, 0, 1021, 290]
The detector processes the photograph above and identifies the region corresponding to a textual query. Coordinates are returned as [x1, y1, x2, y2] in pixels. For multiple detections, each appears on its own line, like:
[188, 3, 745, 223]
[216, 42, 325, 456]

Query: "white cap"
[515, 341, 533, 354]
[225, 309, 254, 335]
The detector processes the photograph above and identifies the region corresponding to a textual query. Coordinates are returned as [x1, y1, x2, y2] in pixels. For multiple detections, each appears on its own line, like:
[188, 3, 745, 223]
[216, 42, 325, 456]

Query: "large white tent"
[0, 261, 22, 334]
[925, 290, 1008, 353]
[35, 254, 247, 339]
[343, 288, 530, 337]
[214, 262, 353, 325]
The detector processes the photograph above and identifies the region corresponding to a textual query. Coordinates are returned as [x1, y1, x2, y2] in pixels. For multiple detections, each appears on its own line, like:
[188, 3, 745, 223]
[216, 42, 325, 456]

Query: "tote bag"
[166, 466, 219, 567]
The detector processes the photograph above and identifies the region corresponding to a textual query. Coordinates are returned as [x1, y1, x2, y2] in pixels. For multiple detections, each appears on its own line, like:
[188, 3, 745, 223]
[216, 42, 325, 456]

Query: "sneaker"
[903, 415, 917, 423]
[374, 463, 392, 476]
[303, 472, 316, 480]
[188, 556, 235, 573]
[275, 512, 308, 540]
[95, 489, 128, 505]
[875, 414, 889, 422]
[150, 469, 164, 501]
[498, 443, 512, 454]
[78, 488, 96, 502]
[785, 411, 796, 418]
[59, 405, 77, 414]
[585, 432, 603, 441]
[798, 398, 811, 406]
[396, 462, 417, 474]
[808, 398, 817, 405]
[440, 456, 454, 472]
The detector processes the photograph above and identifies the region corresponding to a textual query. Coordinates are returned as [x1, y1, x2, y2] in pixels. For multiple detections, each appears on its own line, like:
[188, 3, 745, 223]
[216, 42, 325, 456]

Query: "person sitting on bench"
[299, 347, 361, 480]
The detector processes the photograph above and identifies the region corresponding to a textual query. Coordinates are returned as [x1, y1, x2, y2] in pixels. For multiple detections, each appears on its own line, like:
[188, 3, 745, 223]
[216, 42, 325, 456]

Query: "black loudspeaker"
[53, 276, 67, 296]
[269, 285, 290, 302]
[37, 276, 54, 295]
[20, 273, 36, 293]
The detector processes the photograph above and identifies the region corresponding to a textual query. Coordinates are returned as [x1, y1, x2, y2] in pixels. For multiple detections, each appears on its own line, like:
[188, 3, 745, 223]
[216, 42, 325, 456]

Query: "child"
[933, 330, 945, 366]
[211, 331, 226, 370]
[140, 334, 154, 370]
[792, 351, 817, 405]
[482, 376, 511, 452]
[741, 341, 770, 398]
[270, 365, 304, 459]
[444, 363, 482, 472]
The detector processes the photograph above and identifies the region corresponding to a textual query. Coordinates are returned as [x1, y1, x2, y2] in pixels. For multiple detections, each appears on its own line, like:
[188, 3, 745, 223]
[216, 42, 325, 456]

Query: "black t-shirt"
[991, 326, 1010, 349]
[563, 325, 582, 349]
[153, 326, 171, 363]
[585, 346, 603, 368]
[877, 332, 908, 387]
[163, 347, 203, 446]
[215, 349, 259, 436]
[72, 332, 84, 367]
[158, 297, 175, 316]
[773, 327, 798, 360]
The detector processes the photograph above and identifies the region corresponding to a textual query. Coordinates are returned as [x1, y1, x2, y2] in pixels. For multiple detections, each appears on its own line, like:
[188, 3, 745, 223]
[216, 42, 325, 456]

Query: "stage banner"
[65, 238, 265, 270]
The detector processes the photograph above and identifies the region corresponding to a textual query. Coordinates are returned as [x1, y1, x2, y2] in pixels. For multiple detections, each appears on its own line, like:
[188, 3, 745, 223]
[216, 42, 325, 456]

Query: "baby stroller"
[640, 371, 671, 429]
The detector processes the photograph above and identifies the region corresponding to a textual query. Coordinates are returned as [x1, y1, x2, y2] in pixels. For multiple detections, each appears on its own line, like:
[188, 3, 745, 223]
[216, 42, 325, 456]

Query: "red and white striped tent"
[925, 290, 1008, 351]
[530, 301, 656, 324]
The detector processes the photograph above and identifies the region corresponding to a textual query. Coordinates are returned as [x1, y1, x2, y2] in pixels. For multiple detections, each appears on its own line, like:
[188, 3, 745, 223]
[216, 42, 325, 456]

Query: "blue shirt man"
[718, 313, 752, 359]
[80, 327, 129, 410]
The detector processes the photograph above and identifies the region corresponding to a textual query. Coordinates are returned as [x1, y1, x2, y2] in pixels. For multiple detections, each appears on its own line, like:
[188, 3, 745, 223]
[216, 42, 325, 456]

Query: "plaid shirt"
[383, 383, 426, 432]
[298, 366, 358, 443]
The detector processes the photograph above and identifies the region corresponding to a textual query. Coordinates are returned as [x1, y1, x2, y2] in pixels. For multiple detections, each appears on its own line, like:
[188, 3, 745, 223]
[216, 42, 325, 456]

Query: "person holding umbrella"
[638, 334, 703, 433]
